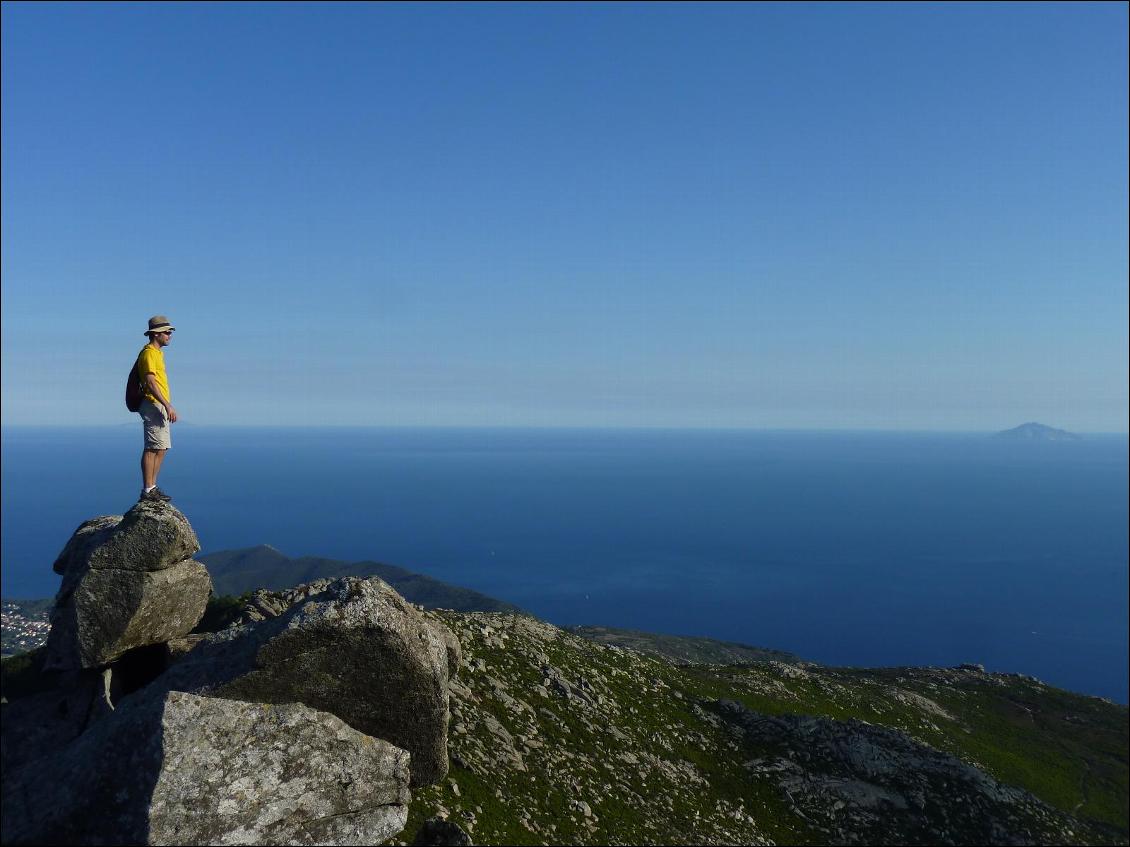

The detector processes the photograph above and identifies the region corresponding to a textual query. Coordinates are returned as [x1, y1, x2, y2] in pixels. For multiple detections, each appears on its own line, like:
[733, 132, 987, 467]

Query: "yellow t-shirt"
[137, 345, 170, 405]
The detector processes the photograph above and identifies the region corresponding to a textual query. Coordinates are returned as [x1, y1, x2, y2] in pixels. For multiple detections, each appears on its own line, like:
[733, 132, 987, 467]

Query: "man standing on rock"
[137, 315, 179, 502]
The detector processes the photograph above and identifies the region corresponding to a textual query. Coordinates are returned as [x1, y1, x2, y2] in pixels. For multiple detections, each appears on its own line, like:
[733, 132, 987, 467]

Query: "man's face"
[156, 330, 173, 347]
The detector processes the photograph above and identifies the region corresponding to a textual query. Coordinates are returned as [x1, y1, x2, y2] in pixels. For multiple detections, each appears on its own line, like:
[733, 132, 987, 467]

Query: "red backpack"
[125, 363, 144, 412]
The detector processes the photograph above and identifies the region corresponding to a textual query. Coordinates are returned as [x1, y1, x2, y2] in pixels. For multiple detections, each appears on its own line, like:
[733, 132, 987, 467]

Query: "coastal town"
[1, 600, 50, 657]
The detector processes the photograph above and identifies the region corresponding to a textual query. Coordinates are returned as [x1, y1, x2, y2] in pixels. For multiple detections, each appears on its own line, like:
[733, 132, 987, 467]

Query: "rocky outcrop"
[229, 579, 340, 625]
[714, 698, 1075, 844]
[3, 504, 465, 846]
[9, 504, 1117, 846]
[151, 576, 459, 787]
[1, 691, 410, 846]
[45, 502, 211, 670]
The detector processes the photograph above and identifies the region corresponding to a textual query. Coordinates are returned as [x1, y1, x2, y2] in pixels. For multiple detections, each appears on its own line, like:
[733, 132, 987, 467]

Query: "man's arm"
[144, 374, 179, 423]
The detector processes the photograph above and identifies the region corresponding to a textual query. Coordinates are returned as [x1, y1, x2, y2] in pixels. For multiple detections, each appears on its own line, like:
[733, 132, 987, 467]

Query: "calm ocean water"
[3, 426, 1127, 702]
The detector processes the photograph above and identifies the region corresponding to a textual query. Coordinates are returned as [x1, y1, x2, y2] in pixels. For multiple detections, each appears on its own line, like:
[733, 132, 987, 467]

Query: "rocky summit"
[2, 505, 459, 846]
[2, 505, 1127, 846]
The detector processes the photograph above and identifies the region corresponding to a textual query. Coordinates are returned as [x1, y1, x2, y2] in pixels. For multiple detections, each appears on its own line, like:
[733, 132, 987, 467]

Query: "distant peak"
[994, 422, 1080, 441]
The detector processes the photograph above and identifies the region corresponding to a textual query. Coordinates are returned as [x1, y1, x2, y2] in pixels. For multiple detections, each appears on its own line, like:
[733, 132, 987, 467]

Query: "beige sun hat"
[144, 315, 176, 336]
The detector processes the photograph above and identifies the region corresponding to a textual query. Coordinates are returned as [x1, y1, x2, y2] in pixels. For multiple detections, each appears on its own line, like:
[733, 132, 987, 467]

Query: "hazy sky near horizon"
[2, 3, 1127, 431]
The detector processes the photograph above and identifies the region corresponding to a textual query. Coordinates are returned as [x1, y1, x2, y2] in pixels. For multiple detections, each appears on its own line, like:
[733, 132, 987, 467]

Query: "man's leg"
[139, 402, 172, 499]
[142, 449, 160, 489]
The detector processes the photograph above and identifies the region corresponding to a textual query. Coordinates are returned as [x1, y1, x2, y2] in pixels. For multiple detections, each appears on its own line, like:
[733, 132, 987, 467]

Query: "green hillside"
[402, 610, 1128, 846]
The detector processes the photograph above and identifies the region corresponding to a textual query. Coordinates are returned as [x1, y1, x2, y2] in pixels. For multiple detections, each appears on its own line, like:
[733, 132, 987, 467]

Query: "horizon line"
[2, 423, 1128, 436]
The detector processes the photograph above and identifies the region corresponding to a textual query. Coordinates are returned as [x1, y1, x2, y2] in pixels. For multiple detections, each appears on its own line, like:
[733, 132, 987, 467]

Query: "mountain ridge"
[198, 544, 525, 615]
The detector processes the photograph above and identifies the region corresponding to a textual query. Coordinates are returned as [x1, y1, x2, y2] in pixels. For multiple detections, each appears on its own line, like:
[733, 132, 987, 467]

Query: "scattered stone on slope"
[890, 687, 955, 721]
[44, 501, 210, 671]
[230, 579, 336, 624]
[147, 576, 459, 786]
[407, 610, 774, 846]
[404, 609, 1114, 847]
[1, 691, 410, 846]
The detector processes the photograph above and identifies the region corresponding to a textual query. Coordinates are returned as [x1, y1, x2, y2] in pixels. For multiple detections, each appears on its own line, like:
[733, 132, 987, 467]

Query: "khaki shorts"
[140, 399, 171, 450]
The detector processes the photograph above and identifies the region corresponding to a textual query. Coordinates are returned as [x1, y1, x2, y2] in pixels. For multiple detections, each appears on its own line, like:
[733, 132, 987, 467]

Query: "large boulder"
[45, 501, 211, 671]
[1, 691, 411, 846]
[150, 577, 459, 786]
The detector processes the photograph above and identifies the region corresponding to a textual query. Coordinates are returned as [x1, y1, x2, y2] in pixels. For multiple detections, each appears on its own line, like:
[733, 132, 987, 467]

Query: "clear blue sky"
[3, 2, 1127, 430]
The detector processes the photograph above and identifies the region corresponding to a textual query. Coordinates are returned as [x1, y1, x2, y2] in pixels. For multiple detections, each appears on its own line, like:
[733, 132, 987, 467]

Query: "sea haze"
[2, 426, 1127, 703]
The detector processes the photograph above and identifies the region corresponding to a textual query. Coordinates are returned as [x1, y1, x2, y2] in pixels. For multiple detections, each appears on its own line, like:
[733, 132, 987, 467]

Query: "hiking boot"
[139, 487, 172, 502]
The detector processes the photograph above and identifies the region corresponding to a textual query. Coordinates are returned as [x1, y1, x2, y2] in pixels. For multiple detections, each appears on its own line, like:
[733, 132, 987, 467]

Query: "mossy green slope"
[399, 611, 1128, 847]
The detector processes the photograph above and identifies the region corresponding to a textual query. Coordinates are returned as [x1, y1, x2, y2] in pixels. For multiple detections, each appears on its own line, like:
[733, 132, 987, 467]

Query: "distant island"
[995, 422, 1081, 441]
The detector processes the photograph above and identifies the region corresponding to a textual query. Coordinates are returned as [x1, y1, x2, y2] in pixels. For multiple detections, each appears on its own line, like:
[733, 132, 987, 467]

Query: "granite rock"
[146, 576, 458, 787]
[1, 690, 411, 846]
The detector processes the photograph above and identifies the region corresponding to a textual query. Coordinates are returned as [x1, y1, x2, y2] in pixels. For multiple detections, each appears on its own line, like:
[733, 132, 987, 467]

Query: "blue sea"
[2, 426, 1127, 703]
